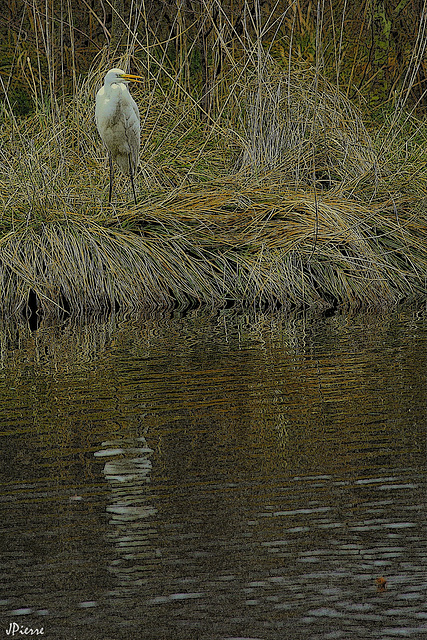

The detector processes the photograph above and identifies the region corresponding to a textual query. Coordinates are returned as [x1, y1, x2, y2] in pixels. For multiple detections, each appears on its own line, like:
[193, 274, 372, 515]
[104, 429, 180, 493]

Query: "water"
[0, 309, 426, 639]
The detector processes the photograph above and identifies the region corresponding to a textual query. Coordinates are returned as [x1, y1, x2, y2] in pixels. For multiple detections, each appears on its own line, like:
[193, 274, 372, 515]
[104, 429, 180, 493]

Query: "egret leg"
[129, 153, 137, 205]
[108, 153, 114, 204]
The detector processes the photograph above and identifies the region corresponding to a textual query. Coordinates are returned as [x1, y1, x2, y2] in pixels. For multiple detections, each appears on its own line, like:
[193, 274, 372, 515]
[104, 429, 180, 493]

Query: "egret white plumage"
[95, 68, 143, 204]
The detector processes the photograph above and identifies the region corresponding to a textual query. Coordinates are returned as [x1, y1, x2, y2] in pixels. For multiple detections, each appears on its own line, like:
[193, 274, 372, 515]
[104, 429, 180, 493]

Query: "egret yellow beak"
[120, 73, 143, 83]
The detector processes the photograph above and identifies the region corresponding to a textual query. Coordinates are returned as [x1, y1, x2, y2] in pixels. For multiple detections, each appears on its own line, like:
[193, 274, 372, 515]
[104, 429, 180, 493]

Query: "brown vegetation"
[0, 1, 426, 317]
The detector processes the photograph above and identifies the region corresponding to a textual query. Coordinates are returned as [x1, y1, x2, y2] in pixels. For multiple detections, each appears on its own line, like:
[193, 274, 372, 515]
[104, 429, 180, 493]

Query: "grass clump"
[234, 62, 378, 186]
[0, 49, 427, 318]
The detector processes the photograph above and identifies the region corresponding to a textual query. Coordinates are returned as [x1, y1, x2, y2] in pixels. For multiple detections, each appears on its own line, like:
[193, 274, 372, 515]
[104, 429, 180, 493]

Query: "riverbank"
[1, 61, 426, 318]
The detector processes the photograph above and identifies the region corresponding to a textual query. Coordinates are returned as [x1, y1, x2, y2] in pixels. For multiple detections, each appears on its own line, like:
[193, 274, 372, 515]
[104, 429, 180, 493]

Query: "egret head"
[103, 68, 143, 87]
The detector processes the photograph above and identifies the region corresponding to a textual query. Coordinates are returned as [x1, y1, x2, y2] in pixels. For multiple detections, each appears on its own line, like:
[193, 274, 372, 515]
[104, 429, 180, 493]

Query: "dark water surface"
[0, 309, 426, 640]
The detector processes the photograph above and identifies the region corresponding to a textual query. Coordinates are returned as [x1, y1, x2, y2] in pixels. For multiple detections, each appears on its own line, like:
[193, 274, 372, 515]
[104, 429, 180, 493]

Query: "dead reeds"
[0, 172, 426, 317]
[1, 6, 427, 317]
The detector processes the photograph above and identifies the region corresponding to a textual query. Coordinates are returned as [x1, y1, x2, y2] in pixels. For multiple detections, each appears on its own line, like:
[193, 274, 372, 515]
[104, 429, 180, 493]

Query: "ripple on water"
[0, 310, 426, 639]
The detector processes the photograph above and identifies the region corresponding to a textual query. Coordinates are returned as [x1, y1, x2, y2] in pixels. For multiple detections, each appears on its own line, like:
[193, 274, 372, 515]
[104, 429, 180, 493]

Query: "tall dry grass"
[1, 1, 427, 317]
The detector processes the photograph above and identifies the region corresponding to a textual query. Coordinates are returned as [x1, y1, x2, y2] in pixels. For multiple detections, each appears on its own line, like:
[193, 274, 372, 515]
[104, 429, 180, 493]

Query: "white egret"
[95, 68, 143, 204]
